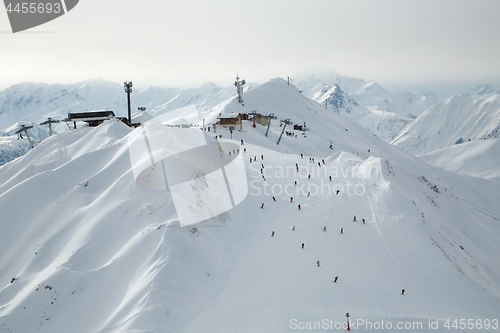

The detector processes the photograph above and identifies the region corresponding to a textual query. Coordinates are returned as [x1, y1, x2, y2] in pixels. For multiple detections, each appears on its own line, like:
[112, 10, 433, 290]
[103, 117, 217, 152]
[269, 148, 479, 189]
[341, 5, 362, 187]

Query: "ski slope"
[1, 78, 499, 333]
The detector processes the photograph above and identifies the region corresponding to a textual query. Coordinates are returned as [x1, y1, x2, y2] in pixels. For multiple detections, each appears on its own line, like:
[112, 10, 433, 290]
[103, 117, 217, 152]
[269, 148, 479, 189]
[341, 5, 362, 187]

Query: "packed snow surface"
[1, 78, 499, 332]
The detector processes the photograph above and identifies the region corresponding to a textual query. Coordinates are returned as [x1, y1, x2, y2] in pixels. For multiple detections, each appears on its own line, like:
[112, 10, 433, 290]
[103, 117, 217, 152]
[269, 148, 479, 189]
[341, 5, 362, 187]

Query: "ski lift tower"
[234, 74, 246, 103]
[15, 124, 34, 148]
[265, 113, 277, 137]
[39, 117, 60, 136]
[277, 118, 293, 145]
[250, 110, 258, 128]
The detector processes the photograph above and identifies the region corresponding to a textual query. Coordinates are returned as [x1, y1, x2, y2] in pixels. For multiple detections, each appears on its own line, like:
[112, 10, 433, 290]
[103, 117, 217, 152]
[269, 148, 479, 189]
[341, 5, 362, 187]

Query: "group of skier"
[245, 144, 406, 294]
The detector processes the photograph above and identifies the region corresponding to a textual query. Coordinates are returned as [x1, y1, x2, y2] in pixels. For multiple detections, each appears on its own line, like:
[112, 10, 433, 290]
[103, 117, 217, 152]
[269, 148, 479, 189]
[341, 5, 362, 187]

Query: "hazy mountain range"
[1, 69, 499, 169]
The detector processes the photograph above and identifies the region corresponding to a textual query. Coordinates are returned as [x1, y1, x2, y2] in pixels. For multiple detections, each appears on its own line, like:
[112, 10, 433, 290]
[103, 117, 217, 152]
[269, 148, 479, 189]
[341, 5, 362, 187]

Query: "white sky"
[1, 0, 499, 94]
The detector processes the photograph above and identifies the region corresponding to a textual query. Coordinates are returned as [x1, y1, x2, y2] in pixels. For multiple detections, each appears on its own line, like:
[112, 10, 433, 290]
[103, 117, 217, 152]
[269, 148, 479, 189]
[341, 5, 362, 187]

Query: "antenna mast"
[234, 73, 246, 103]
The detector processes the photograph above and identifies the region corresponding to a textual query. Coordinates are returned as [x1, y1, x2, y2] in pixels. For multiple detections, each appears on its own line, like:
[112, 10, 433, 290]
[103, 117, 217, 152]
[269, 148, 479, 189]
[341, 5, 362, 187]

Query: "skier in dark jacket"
[272, 231, 275, 237]
[334, 276, 338, 283]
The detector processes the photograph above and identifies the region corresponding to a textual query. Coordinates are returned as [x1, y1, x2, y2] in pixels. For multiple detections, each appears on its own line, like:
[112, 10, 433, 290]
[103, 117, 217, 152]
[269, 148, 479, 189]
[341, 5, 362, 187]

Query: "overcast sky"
[1, 0, 499, 94]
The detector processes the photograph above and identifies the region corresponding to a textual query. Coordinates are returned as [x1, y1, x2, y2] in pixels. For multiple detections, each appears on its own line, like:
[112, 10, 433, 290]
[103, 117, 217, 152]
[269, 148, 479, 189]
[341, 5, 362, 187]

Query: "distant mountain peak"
[461, 84, 497, 98]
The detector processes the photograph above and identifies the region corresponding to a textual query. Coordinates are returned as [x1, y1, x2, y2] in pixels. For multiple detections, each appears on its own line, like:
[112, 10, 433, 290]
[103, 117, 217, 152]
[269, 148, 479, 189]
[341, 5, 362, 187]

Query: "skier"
[401, 289, 405, 295]
[262, 163, 265, 169]
[353, 216, 357, 222]
[254, 156, 256, 161]
[336, 190, 340, 195]
[307, 191, 310, 197]
[262, 175, 266, 181]
[290, 197, 293, 203]
[362, 218, 365, 224]
[292, 225, 295, 231]
[294, 181, 297, 186]
[244, 148, 246, 153]
[301, 243, 304, 249]
[340, 228, 343, 234]
[322, 159, 325, 164]
[298, 204, 301, 210]
[318, 162, 321, 167]
[334, 276, 338, 283]
[301, 153, 303, 158]
[308, 174, 311, 179]
[260, 203, 264, 209]
[329, 175, 332, 181]
[296, 166, 299, 172]
[323, 226, 327, 232]
[261, 168, 263, 174]
[271, 231, 275, 237]
[261, 154, 264, 160]
[272, 196, 276, 201]
[241, 139, 244, 145]
[249, 158, 252, 163]
[317, 260, 320, 267]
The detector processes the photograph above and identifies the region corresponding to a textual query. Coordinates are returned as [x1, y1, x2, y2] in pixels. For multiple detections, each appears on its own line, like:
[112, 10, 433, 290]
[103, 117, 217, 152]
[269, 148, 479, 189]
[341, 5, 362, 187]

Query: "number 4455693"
[5, 2, 61, 14]
[444, 319, 498, 330]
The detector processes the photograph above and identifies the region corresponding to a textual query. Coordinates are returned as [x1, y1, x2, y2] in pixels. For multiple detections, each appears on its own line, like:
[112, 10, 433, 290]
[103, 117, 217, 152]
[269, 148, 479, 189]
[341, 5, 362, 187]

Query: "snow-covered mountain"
[0, 79, 239, 131]
[2, 71, 500, 169]
[392, 88, 500, 155]
[1, 78, 499, 332]
[293, 68, 441, 118]
[420, 138, 500, 182]
[311, 84, 369, 120]
[292, 69, 439, 142]
[0, 79, 245, 165]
